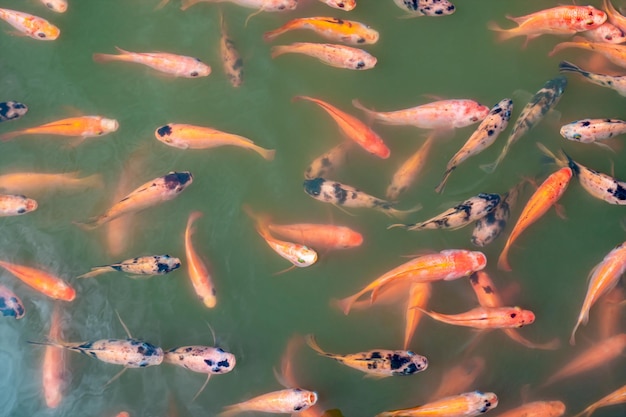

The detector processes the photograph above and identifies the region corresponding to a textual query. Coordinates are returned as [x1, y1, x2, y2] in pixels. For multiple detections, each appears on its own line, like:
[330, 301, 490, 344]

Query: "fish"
[0, 171, 103, 196]
[560, 118, 626, 143]
[494, 401, 566, 417]
[219, 11, 243, 87]
[155, 124, 275, 160]
[93, 47, 211, 78]
[79, 171, 193, 229]
[318, 0, 355, 11]
[596, 283, 624, 340]
[43, 305, 65, 408]
[335, 249, 487, 315]
[389, 193, 500, 231]
[39, 0, 67, 13]
[271, 42, 377, 70]
[488, 6, 606, 47]
[352, 98, 489, 130]
[294, 95, 390, 159]
[304, 334, 428, 378]
[218, 388, 318, 417]
[497, 167, 572, 271]
[76, 255, 181, 279]
[392, 0, 456, 17]
[185, 212, 217, 309]
[435, 99, 513, 194]
[264, 17, 379, 45]
[403, 282, 432, 350]
[549, 38, 626, 69]
[572, 384, 626, 417]
[304, 141, 352, 180]
[604, 0, 626, 33]
[0, 284, 24, 319]
[0, 116, 119, 142]
[570, 242, 626, 345]
[267, 222, 363, 250]
[387, 133, 435, 201]
[0, 194, 37, 216]
[417, 306, 535, 329]
[0, 101, 27, 122]
[428, 357, 486, 401]
[471, 182, 523, 247]
[303, 177, 420, 218]
[376, 391, 498, 417]
[0, 260, 75, 302]
[0, 8, 60, 40]
[582, 22, 626, 44]
[181, 0, 298, 12]
[482, 76, 567, 173]
[559, 60, 626, 97]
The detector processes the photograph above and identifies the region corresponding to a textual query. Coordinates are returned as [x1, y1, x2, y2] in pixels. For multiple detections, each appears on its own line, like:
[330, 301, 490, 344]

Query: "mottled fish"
[304, 141, 352, 180]
[392, 0, 456, 17]
[220, 11, 243, 87]
[0, 194, 37, 216]
[471, 182, 523, 247]
[218, 388, 318, 417]
[560, 118, 626, 144]
[0, 101, 27, 122]
[0, 284, 24, 319]
[76, 255, 181, 279]
[559, 60, 626, 98]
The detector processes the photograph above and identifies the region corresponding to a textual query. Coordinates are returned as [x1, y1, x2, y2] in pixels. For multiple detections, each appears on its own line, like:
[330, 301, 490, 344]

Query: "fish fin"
[191, 373, 211, 402]
[273, 367, 291, 388]
[479, 159, 499, 174]
[75, 267, 110, 279]
[387, 204, 423, 220]
[187, 210, 203, 235]
[257, 147, 276, 161]
[115, 310, 133, 338]
[486, 21, 518, 43]
[273, 264, 296, 275]
[570, 318, 584, 345]
[244, 7, 265, 27]
[397, 10, 424, 19]
[92, 53, 119, 63]
[263, 26, 288, 42]
[497, 245, 513, 272]
[154, 0, 170, 10]
[82, 173, 105, 189]
[363, 373, 390, 379]
[553, 202, 567, 220]
[180, 0, 201, 11]
[331, 204, 355, 216]
[304, 334, 328, 356]
[386, 223, 408, 230]
[435, 169, 454, 194]
[502, 328, 560, 350]
[351, 99, 376, 124]
[548, 41, 576, 57]
[104, 367, 128, 387]
[205, 321, 217, 346]
[270, 45, 292, 59]
[594, 141, 617, 153]
[0, 131, 23, 141]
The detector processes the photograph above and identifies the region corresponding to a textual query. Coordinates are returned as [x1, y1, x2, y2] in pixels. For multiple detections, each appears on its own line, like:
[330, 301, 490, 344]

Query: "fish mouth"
[103, 118, 119, 132]
[165, 171, 193, 187]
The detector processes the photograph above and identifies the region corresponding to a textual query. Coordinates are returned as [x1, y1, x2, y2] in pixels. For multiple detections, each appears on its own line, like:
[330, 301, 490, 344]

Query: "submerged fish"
[403, 282, 432, 350]
[573, 384, 626, 417]
[181, 0, 298, 12]
[318, 0, 355, 10]
[560, 118, 626, 143]
[219, 11, 243, 87]
[417, 306, 535, 329]
[185, 212, 217, 309]
[550, 38, 626, 69]
[0, 284, 24, 319]
[392, 0, 456, 17]
[0, 116, 119, 142]
[0, 194, 37, 216]
[471, 182, 523, 247]
[376, 391, 498, 417]
[264, 17, 379, 45]
[0, 8, 60, 40]
[387, 133, 435, 201]
[0, 260, 75, 302]
[272, 42, 377, 70]
[0, 171, 102, 196]
[582, 22, 626, 44]
[267, 222, 363, 250]
[0, 101, 27, 122]
[304, 141, 352, 180]
[43, 305, 65, 408]
[76, 255, 181, 279]
[559, 60, 626, 98]
[428, 357, 486, 401]
[39, 0, 67, 13]
[218, 388, 318, 417]
[495, 401, 566, 417]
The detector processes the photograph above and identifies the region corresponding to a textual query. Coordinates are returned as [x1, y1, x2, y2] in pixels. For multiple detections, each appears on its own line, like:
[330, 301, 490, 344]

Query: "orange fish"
[267, 222, 363, 250]
[0, 260, 75, 301]
[549, 38, 626, 69]
[573, 384, 626, 417]
[185, 211, 216, 309]
[0, 8, 60, 40]
[498, 167, 572, 271]
[376, 391, 498, 417]
[0, 171, 103, 196]
[387, 133, 435, 201]
[417, 306, 535, 329]
[428, 356, 486, 401]
[218, 388, 318, 417]
[272, 43, 377, 70]
[264, 17, 379, 45]
[495, 401, 565, 417]
[596, 284, 624, 340]
[43, 305, 65, 408]
[403, 282, 432, 349]
[0, 116, 119, 142]
[571, 242, 626, 345]
[293, 95, 390, 159]
[604, 0, 626, 33]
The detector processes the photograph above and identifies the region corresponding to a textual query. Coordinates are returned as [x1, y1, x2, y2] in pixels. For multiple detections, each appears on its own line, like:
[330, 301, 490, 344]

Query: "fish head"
[353, 54, 378, 71]
[303, 178, 326, 197]
[189, 59, 212, 78]
[0, 287, 25, 319]
[474, 392, 498, 413]
[586, 22, 626, 44]
[325, 0, 356, 10]
[154, 124, 186, 148]
[155, 255, 181, 273]
[281, 0, 299, 10]
[338, 230, 363, 248]
[2, 101, 28, 121]
[511, 307, 535, 327]
[469, 251, 488, 272]
[46, 0, 68, 12]
[546, 401, 566, 416]
[292, 389, 318, 411]
[35, 22, 60, 40]
[398, 352, 428, 375]
[20, 197, 38, 214]
[363, 28, 380, 44]
[293, 246, 318, 267]
[164, 171, 193, 191]
[102, 118, 119, 133]
[559, 120, 588, 142]
[204, 347, 236, 374]
[58, 283, 76, 302]
[582, 6, 607, 29]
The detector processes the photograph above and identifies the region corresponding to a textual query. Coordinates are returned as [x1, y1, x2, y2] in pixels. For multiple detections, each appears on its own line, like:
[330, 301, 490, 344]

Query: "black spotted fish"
[0, 284, 24, 319]
[76, 255, 181, 279]
[0, 101, 27, 122]
[220, 11, 243, 87]
[560, 118, 626, 144]
[559, 60, 626, 98]
[390, 193, 501, 231]
[471, 182, 523, 247]
[305, 334, 428, 378]
[304, 142, 352, 180]
[393, 0, 455, 17]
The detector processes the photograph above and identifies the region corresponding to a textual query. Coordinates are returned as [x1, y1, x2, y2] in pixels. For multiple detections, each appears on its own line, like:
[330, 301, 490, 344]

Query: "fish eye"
[356, 61, 365, 69]
[190, 71, 199, 77]
[573, 133, 582, 140]
[37, 32, 47, 38]
[297, 258, 305, 263]
[510, 313, 517, 318]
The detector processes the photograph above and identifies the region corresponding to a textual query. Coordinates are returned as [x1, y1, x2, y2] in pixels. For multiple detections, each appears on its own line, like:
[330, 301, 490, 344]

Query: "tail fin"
[263, 26, 288, 42]
[569, 314, 587, 345]
[351, 99, 377, 123]
[559, 60, 586, 76]
[497, 246, 512, 272]
[153, 0, 170, 10]
[75, 267, 110, 279]
[304, 334, 329, 357]
[487, 21, 518, 43]
[255, 146, 276, 161]
[82, 173, 105, 189]
[387, 203, 422, 220]
[180, 0, 200, 11]
[187, 210, 203, 235]
[333, 292, 361, 315]
[92, 53, 119, 63]
[548, 42, 577, 57]
[270, 45, 292, 59]
[434, 169, 454, 194]
[0, 130, 24, 141]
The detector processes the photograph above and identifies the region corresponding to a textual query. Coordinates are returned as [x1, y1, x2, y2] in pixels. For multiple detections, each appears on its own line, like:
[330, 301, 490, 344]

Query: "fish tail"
[386, 223, 408, 230]
[558, 60, 587, 76]
[569, 313, 587, 345]
[487, 21, 519, 43]
[153, 0, 170, 10]
[387, 203, 422, 220]
[75, 267, 110, 279]
[480, 146, 507, 173]
[0, 130, 23, 141]
[536, 142, 567, 168]
[92, 53, 123, 63]
[304, 334, 331, 357]
[548, 42, 581, 57]
[351, 99, 377, 120]
[571, 406, 595, 417]
[333, 292, 362, 315]
[254, 146, 276, 161]
[217, 404, 245, 417]
[180, 0, 201, 11]
[82, 173, 105, 189]
[270, 45, 293, 59]
[72, 219, 100, 231]
[241, 204, 272, 239]
[263, 26, 289, 42]
[28, 339, 67, 349]
[434, 169, 454, 194]
[497, 243, 512, 271]
[187, 210, 203, 236]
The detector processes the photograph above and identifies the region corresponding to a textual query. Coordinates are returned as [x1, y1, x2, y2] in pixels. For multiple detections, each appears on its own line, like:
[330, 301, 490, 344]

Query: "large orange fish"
[293, 95, 390, 159]
[185, 211, 216, 309]
[267, 222, 363, 250]
[0, 260, 75, 301]
[387, 133, 435, 201]
[43, 305, 65, 408]
[0, 116, 119, 142]
[264, 17, 379, 45]
[549, 38, 626, 69]
[417, 306, 535, 329]
[495, 401, 565, 417]
[0, 8, 60, 40]
[376, 391, 498, 417]
[573, 384, 626, 417]
[498, 167, 572, 271]
[0, 171, 103, 196]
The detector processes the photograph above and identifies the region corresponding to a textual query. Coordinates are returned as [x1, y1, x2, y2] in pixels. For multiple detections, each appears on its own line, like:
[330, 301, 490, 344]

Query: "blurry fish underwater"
[0, 101, 27, 122]
[76, 255, 181, 279]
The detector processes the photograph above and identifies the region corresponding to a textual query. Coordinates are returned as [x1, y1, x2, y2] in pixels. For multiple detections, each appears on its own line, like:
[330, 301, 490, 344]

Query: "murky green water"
[1, 0, 625, 416]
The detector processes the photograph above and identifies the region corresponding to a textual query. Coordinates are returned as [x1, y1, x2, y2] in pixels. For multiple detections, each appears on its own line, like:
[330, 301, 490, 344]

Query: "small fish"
[0, 115, 119, 142]
[389, 193, 500, 231]
[43, 305, 65, 408]
[495, 401, 566, 417]
[392, 0, 456, 17]
[304, 141, 352, 180]
[471, 182, 522, 247]
[582, 22, 626, 44]
[436, 99, 513, 193]
[93, 47, 211, 78]
[0, 284, 24, 319]
[0, 171, 102, 196]
[267, 222, 363, 250]
[0, 260, 75, 301]
[304, 334, 428, 377]
[604, 0, 626, 33]
[596, 283, 624, 340]
[497, 167, 572, 271]
[303, 177, 420, 218]
[181, 0, 298, 12]
[387, 133, 435, 201]
[376, 391, 498, 417]
[155, 124, 275, 160]
[0, 101, 27, 122]
[318, 0, 355, 10]
[0, 194, 37, 216]
[185, 212, 216, 309]
[560, 118, 626, 143]
[220, 11, 243, 87]
[353, 99, 489, 130]
[272, 42, 377, 70]
[80, 171, 193, 229]
[264, 17, 379, 45]
[428, 357, 486, 401]
[482, 76, 567, 173]
[218, 388, 318, 417]
[76, 255, 181, 279]
[549, 38, 626, 69]
[572, 384, 626, 417]
[417, 306, 535, 329]
[403, 282, 432, 350]
[0, 8, 60, 40]
[40, 0, 67, 13]
[559, 60, 626, 97]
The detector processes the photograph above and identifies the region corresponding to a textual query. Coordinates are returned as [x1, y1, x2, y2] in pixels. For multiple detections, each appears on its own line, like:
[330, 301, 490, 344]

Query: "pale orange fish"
[498, 167, 572, 271]
[488, 5, 607, 47]
[403, 282, 432, 349]
[549, 38, 626, 69]
[181, 0, 298, 12]
[40, 0, 67, 13]
[494, 401, 565, 417]
[570, 241, 626, 345]
[294, 95, 390, 159]
[155, 123, 275, 160]
[218, 388, 318, 417]
[0, 194, 37, 216]
[220, 11, 243, 87]
[573, 384, 626, 417]
[264, 17, 378, 45]
[387, 133, 435, 201]
[0, 260, 75, 301]
[376, 391, 498, 417]
[428, 356, 486, 401]
[335, 249, 487, 315]
[417, 306, 535, 329]
[185, 211, 216, 309]
[604, 0, 626, 33]
[43, 305, 65, 408]
[0, 171, 103, 196]
[596, 283, 624, 340]
[319, 0, 355, 11]
[0, 8, 60, 40]
[582, 22, 626, 44]
[272, 42, 377, 70]
[0, 116, 119, 142]
[93, 47, 211, 78]
[267, 222, 363, 250]
[542, 333, 626, 387]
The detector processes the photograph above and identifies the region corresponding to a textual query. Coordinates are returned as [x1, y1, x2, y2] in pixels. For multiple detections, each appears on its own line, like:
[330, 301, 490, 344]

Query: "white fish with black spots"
[560, 60, 626, 98]
[0, 101, 27, 122]
[0, 284, 24, 319]
[560, 118, 626, 143]
[304, 142, 352, 180]
[76, 255, 181, 279]
[393, 0, 455, 17]
[472, 182, 523, 247]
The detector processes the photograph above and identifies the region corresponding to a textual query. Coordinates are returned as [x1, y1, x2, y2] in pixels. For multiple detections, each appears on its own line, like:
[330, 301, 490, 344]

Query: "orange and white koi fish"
[305, 334, 428, 377]
[294, 95, 390, 159]
[264, 17, 379, 45]
[428, 357, 486, 401]
[495, 401, 565, 417]
[387, 133, 435, 201]
[267, 222, 363, 250]
[559, 60, 626, 97]
[304, 141, 352, 179]
[272, 42, 377, 70]
[488, 6, 606, 47]
[185, 211, 216, 308]
[0, 8, 60, 40]
[43, 305, 65, 408]
[596, 284, 624, 339]
[336, 249, 487, 315]
[582, 22, 626, 44]
[435, 99, 513, 193]
[155, 124, 275, 160]
[80, 172, 193, 229]
[542, 333, 626, 387]
[353, 99, 489, 130]
[604, 0, 626, 33]
[0, 260, 75, 301]
[218, 388, 318, 417]
[392, 0, 456, 17]
[570, 242, 626, 345]
[0, 284, 24, 319]
[76, 255, 181, 279]
[417, 306, 535, 329]
[549, 38, 626, 69]
[40, 0, 67, 13]
[220, 11, 243, 87]
[0, 194, 37, 216]
[93, 47, 211, 78]
[403, 282, 432, 349]
[560, 118, 626, 143]
[181, 0, 297, 11]
[497, 167, 572, 271]
[0, 116, 119, 142]
[573, 384, 626, 417]
[319, 0, 355, 10]
[376, 391, 498, 417]
[0, 171, 102, 196]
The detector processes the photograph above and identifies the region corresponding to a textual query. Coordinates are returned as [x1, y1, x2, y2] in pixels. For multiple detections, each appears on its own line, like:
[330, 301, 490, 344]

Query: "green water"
[0, 0, 625, 416]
